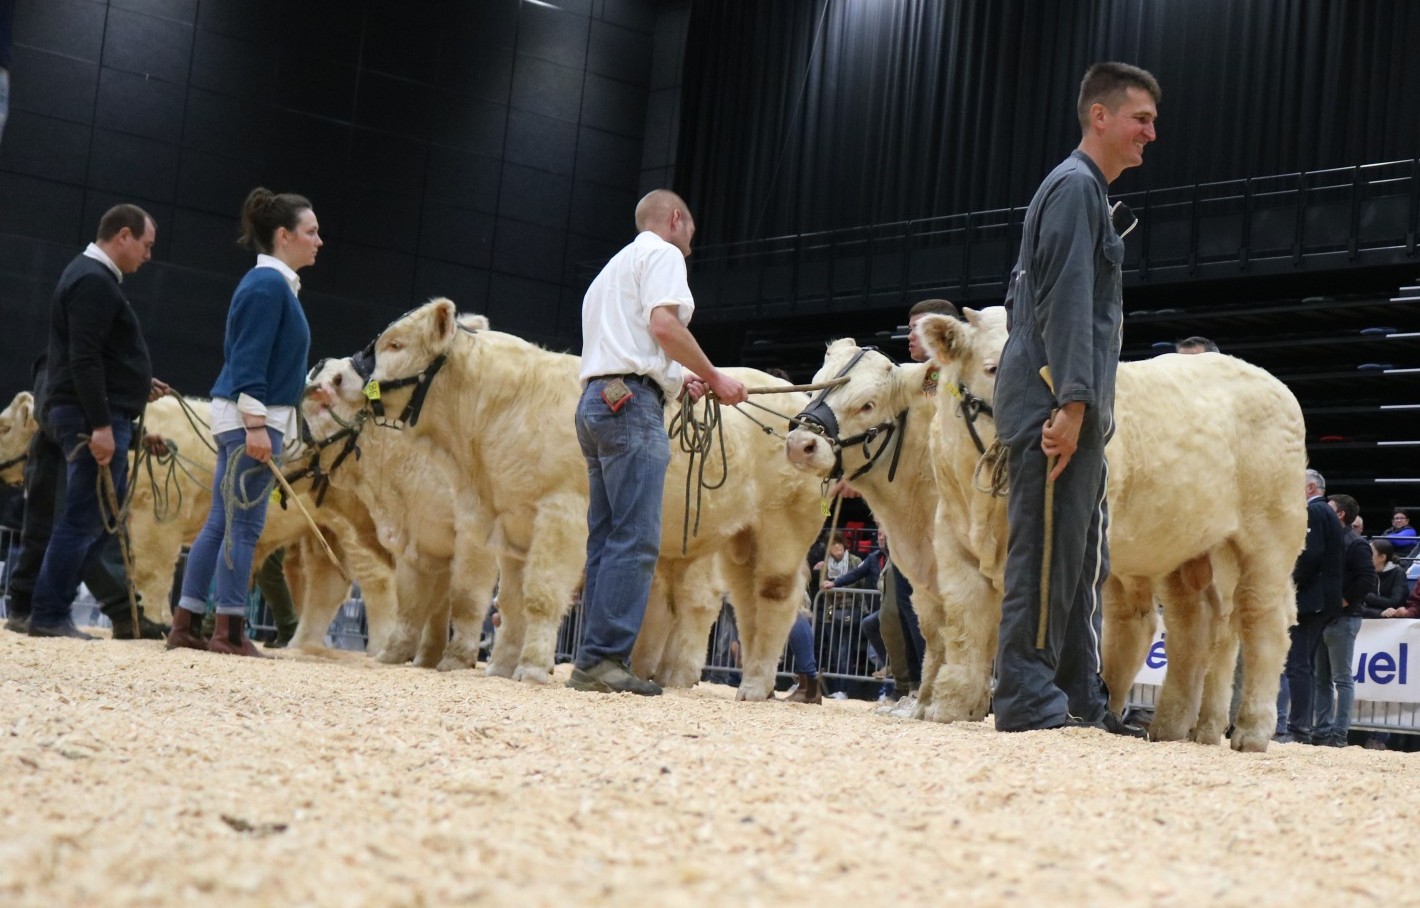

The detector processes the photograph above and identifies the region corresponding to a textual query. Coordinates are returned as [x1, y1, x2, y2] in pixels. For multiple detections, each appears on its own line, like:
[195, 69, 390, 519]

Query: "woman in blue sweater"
[166, 188, 318, 656]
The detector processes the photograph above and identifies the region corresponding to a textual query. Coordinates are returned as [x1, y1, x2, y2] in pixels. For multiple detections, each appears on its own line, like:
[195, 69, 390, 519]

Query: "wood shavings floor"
[0, 631, 1414, 907]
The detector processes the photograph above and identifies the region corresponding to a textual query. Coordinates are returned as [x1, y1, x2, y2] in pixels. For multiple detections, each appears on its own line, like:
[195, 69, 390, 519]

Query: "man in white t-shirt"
[568, 189, 747, 695]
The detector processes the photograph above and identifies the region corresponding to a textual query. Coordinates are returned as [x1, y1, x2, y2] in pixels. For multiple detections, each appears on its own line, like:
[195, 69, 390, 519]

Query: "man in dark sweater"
[26, 204, 158, 639]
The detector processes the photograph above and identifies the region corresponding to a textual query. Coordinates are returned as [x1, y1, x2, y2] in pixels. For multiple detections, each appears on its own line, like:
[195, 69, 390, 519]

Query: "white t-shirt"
[578, 231, 694, 401]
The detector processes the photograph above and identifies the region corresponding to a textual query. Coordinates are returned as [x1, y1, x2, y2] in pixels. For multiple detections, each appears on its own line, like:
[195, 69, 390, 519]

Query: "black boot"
[105, 606, 170, 640]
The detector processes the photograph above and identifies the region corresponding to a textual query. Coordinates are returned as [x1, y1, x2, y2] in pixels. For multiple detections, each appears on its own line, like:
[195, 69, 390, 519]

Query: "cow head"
[367, 297, 461, 385]
[784, 340, 908, 481]
[303, 357, 367, 442]
[913, 306, 1007, 409]
[0, 391, 37, 485]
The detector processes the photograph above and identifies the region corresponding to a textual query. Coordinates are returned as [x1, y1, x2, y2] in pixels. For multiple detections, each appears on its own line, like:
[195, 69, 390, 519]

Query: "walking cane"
[1037, 367, 1057, 650]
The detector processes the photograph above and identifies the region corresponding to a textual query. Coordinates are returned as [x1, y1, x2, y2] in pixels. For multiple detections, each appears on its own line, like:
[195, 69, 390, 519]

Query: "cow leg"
[380, 560, 432, 664]
[654, 557, 722, 689]
[1193, 548, 1241, 744]
[438, 542, 498, 672]
[410, 567, 455, 668]
[1100, 575, 1157, 716]
[485, 557, 526, 678]
[727, 555, 798, 702]
[1151, 571, 1209, 742]
[1231, 557, 1294, 753]
[631, 567, 675, 682]
[919, 530, 996, 723]
[338, 534, 398, 654]
[125, 511, 184, 625]
[512, 496, 586, 684]
[279, 537, 347, 650]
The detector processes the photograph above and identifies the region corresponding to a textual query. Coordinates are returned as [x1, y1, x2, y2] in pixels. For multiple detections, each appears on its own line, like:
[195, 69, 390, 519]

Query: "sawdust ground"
[0, 630, 1414, 907]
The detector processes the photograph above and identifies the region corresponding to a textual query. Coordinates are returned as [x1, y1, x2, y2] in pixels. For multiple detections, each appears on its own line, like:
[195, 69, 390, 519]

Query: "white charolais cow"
[788, 308, 1306, 752]
[303, 356, 497, 670]
[354, 298, 824, 699]
[127, 394, 399, 651]
[0, 391, 37, 486]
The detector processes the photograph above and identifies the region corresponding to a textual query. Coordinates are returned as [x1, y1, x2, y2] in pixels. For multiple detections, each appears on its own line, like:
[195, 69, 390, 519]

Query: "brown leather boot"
[782, 673, 822, 705]
[165, 607, 208, 651]
[208, 614, 270, 659]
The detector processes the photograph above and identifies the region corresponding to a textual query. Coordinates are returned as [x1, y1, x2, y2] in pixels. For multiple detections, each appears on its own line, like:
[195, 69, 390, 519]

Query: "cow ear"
[16, 391, 35, 428]
[458, 313, 490, 332]
[916, 313, 968, 365]
[826, 338, 858, 353]
[962, 307, 980, 326]
[428, 298, 459, 347]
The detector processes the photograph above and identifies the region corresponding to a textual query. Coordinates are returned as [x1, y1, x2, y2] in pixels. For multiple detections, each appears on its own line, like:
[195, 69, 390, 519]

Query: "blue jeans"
[574, 379, 669, 668]
[30, 405, 133, 627]
[178, 428, 281, 616]
[787, 612, 818, 676]
[1312, 613, 1362, 743]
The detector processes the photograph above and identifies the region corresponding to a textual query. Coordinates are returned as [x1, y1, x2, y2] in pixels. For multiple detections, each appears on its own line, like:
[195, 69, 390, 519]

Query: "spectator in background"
[1312, 494, 1374, 747]
[1381, 565, 1420, 620]
[812, 532, 863, 696]
[1352, 514, 1364, 536]
[1383, 511, 1416, 555]
[1363, 539, 1409, 618]
[1278, 469, 1345, 743]
[905, 298, 959, 363]
[0, 0, 13, 146]
[1175, 336, 1220, 354]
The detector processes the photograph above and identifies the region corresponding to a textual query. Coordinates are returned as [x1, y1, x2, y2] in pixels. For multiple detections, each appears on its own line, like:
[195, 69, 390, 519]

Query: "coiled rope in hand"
[667, 376, 850, 554]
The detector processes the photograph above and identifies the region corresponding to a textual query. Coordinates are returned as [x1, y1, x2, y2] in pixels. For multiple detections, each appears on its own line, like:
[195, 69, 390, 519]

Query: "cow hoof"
[1230, 728, 1270, 753]
[736, 683, 773, 702]
[513, 665, 552, 685]
[436, 655, 475, 672]
[484, 661, 516, 679]
[918, 700, 970, 724]
[376, 647, 413, 665]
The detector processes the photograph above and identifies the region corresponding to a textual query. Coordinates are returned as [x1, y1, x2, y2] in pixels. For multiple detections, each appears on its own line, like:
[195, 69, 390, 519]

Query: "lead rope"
[668, 378, 850, 554]
[86, 405, 151, 638]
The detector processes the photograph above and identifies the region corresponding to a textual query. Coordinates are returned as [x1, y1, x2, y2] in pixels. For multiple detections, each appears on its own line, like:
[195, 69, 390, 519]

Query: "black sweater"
[1362, 565, 1411, 618]
[44, 254, 152, 427]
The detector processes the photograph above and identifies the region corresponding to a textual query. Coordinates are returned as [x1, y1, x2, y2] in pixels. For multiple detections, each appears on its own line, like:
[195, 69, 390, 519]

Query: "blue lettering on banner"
[1146, 638, 1167, 670]
[1354, 643, 1408, 685]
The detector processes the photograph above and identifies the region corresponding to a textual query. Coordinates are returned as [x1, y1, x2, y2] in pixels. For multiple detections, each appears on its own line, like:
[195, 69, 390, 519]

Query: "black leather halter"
[950, 381, 995, 455]
[350, 339, 448, 430]
[793, 347, 909, 484]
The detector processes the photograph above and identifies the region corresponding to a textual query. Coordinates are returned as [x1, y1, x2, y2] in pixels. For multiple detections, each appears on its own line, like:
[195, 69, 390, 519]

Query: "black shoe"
[1054, 711, 1147, 739]
[107, 613, 171, 640]
[4, 614, 30, 634]
[28, 621, 97, 641]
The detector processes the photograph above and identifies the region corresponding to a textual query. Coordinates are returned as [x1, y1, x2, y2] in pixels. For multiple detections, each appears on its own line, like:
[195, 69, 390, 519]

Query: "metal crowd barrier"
[555, 587, 892, 697]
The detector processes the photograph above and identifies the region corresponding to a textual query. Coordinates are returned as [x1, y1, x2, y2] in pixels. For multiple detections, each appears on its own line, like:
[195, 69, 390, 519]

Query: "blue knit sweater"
[210, 268, 310, 407]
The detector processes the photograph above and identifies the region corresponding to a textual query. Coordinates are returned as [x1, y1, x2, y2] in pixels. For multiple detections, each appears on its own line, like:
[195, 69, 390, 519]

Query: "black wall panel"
[1, 0, 660, 398]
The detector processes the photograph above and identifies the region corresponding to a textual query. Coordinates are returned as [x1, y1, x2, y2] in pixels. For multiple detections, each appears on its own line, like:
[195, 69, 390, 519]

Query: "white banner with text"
[1134, 618, 1420, 703]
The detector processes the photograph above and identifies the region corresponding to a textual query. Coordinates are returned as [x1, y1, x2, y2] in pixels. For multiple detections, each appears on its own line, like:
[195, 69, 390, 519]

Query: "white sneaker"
[829, 691, 848, 700]
[887, 694, 918, 718]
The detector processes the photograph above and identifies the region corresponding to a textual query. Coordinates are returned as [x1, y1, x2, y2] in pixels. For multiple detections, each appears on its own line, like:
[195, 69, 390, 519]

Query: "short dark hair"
[1077, 62, 1161, 130]
[1328, 494, 1360, 525]
[96, 204, 154, 242]
[829, 533, 848, 547]
[1372, 539, 1396, 563]
[909, 298, 958, 319]
[238, 187, 313, 254]
[1176, 336, 1219, 353]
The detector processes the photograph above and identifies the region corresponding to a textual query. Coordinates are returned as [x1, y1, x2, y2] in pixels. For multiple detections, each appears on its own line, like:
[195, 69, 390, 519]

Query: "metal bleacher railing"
[678, 158, 1420, 317]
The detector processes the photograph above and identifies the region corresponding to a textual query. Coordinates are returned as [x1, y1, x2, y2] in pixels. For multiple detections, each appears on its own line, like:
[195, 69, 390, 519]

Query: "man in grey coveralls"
[991, 62, 1160, 733]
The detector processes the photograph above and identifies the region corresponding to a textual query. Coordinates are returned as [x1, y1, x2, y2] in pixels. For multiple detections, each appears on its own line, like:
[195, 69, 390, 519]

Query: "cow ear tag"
[363, 380, 382, 401]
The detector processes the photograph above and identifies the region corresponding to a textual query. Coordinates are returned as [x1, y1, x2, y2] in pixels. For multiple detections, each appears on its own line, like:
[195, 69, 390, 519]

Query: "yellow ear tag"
[820, 498, 832, 517]
[269, 486, 282, 506]
[363, 380, 381, 401]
